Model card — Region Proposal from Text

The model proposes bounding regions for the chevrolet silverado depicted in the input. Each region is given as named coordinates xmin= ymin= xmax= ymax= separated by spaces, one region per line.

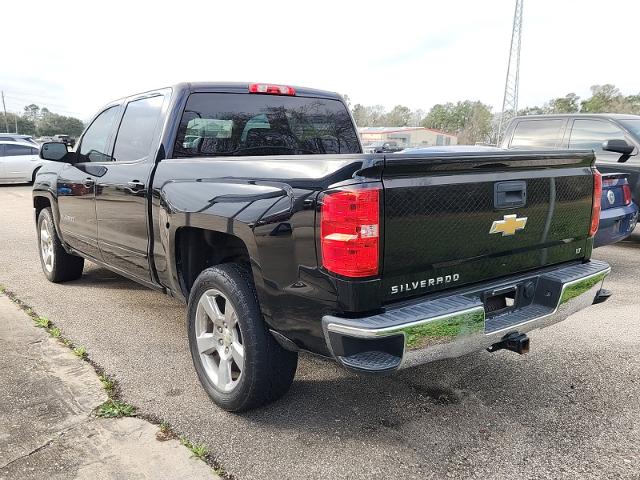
xmin=34 ymin=82 xmax=610 ymax=411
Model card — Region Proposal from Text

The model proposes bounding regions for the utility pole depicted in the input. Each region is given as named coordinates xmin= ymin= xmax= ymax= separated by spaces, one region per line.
xmin=497 ymin=0 xmax=524 ymax=144
xmin=1 ymin=91 xmax=9 ymax=133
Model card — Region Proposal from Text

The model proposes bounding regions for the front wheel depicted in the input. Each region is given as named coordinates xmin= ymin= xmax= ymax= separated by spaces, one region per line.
xmin=37 ymin=207 xmax=84 ymax=282
xmin=187 ymin=263 xmax=298 ymax=412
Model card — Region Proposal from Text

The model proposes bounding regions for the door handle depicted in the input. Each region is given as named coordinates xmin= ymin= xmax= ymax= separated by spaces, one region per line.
xmin=494 ymin=180 xmax=527 ymax=209
xmin=127 ymin=180 xmax=145 ymax=191
xmin=83 ymin=177 xmax=95 ymax=187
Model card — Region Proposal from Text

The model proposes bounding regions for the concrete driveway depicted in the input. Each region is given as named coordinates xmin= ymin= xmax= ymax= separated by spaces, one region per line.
xmin=1 ymin=184 xmax=638 ymax=479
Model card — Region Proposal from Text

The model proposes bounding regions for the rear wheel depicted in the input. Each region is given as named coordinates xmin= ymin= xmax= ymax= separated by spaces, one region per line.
xmin=37 ymin=207 xmax=84 ymax=282
xmin=187 ymin=263 xmax=298 ymax=411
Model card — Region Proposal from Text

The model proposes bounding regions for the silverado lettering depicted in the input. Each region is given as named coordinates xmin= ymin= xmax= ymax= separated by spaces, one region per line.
xmin=390 ymin=274 xmax=461 ymax=295
xmin=33 ymin=82 xmax=611 ymax=412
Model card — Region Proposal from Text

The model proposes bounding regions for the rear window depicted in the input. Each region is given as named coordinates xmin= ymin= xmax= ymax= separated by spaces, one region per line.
xmin=173 ymin=93 xmax=360 ymax=157
xmin=510 ymin=119 xmax=565 ymax=149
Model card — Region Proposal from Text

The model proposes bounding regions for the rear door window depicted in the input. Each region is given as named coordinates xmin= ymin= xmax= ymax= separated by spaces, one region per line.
xmin=4 ymin=144 xmax=36 ymax=156
xmin=112 ymin=95 xmax=164 ymax=162
xmin=173 ymin=93 xmax=360 ymax=157
xmin=569 ymin=119 xmax=627 ymax=152
xmin=510 ymin=119 xmax=565 ymax=149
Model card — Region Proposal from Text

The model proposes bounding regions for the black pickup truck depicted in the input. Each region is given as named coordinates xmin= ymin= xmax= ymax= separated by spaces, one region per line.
xmin=34 ymin=82 xmax=611 ymax=411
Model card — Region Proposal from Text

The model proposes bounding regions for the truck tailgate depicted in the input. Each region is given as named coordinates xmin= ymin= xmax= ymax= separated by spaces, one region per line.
xmin=381 ymin=150 xmax=596 ymax=301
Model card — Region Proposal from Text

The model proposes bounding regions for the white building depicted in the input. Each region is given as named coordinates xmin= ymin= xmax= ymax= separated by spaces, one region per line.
xmin=359 ymin=127 xmax=458 ymax=149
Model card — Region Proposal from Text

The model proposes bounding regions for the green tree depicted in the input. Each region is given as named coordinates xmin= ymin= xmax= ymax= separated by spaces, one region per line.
xmin=518 ymin=105 xmax=548 ymax=115
xmin=37 ymin=112 xmax=85 ymax=137
xmin=23 ymin=104 xmax=41 ymax=122
xmin=548 ymin=93 xmax=580 ymax=113
xmin=422 ymin=100 xmax=493 ymax=144
xmin=382 ymin=105 xmax=412 ymax=127
xmin=1 ymin=112 xmax=37 ymax=135
xmin=581 ymin=84 xmax=623 ymax=112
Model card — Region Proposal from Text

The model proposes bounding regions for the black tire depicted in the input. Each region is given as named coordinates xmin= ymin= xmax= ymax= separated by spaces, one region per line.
xmin=37 ymin=207 xmax=84 ymax=283
xmin=187 ymin=263 xmax=298 ymax=412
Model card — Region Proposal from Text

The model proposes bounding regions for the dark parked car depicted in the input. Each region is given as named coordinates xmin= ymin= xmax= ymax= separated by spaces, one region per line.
xmin=53 ymin=134 xmax=76 ymax=148
xmin=362 ymin=141 xmax=403 ymax=153
xmin=500 ymin=114 xmax=640 ymax=205
xmin=595 ymin=173 xmax=638 ymax=247
xmin=34 ymin=82 xmax=610 ymax=411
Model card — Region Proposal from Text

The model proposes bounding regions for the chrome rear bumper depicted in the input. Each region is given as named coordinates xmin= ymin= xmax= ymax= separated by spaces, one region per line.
xmin=322 ymin=260 xmax=611 ymax=372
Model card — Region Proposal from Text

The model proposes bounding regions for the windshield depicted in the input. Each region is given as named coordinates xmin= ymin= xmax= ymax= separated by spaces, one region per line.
xmin=619 ymin=119 xmax=640 ymax=140
xmin=174 ymin=93 xmax=360 ymax=157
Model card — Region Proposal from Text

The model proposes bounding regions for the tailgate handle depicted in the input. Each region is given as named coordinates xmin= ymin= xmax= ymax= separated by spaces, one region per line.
xmin=494 ymin=181 xmax=526 ymax=209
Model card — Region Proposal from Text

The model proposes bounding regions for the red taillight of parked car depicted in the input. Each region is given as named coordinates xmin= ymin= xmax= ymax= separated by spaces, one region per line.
xmin=622 ymin=183 xmax=632 ymax=205
xmin=589 ymin=169 xmax=603 ymax=237
xmin=320 ymin=187 xmax=380 ymax=278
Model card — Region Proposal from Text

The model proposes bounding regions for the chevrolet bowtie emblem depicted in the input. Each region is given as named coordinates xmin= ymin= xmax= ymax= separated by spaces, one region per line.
xmin=489 ymin=214 xmax=528 ymax=236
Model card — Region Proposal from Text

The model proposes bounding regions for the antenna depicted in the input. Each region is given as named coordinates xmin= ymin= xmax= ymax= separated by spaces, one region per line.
xmin=497 ymin=0 xmax=524 ymax=143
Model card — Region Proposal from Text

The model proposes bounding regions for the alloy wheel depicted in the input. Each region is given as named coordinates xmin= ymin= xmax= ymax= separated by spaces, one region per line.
xmin=195 ymin=289 xmax=244 ymax=392
xmin=40 ymin=217 xmax=54 ymax=273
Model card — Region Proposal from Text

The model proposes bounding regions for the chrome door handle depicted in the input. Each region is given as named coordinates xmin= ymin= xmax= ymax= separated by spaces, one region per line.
xmin=83 ymin=177 xmax=95 ymax=187
xmin=127 ymin=180 xmax=145 ymax=190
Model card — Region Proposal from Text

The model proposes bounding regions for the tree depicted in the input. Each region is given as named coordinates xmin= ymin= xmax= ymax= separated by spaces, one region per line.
xmin=23 ymin=104 xmax=40 ymax=122
xmin=382 ymin=105 xmax=412 ymax=127
xmin=422 ymin=100 xmax=493 ymax=144
xmin=548 ymin=93 xmax=580 ymax=113
xmin=37 ymin=112 xmax=85 ymax=137
xmin=0 ymin=112 xmax=36 ymax=135
xmin=581 ymin=84 xmax=623 ymax=112
xmin=518 ymin=105 xmax=548 ymax=115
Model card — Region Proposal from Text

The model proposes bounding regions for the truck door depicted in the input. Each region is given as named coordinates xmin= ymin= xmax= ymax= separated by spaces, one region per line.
xmin=95 ymin=93 xmax=167 ymax=282
xmin=57 ymin=105 xmax=120 ymax=259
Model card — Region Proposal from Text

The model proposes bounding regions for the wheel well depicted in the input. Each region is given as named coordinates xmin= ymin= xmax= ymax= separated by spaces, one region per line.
xmin=34 ymin=196 xmax=51 ymax=219
xmin=176 ymin=227 xmax=251 ymax=295
xmin=31 ymin=166 xmax=41 ymax=183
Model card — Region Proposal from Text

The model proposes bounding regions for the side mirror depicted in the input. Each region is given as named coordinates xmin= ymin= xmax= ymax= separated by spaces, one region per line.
xmin=602 ymin=139 xmax=634 ymax=156
xmin=40 ymin=142 xmax=69 ymax=161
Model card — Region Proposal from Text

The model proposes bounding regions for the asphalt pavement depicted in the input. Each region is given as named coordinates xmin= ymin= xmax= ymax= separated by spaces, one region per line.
xmin=1 ymin=184 xmax=638 ymax=479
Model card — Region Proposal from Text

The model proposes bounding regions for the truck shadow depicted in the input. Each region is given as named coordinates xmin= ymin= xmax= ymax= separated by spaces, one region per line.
xmin=242 ymin=348 xmax=576 ymax=439
xmin=67 ymin=265 xmax=148 ymax=291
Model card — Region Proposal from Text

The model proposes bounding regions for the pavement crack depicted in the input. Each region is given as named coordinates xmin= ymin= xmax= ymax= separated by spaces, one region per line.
xmin=0 ymin=421 xmax=87 ymax=471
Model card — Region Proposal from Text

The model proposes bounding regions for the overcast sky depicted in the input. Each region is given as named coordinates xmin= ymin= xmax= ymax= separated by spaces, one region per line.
xmin=2 ymin=0 xmax=638 ymax=120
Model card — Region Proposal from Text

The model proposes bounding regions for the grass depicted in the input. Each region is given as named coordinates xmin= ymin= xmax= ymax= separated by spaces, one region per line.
xmin=96 ymin=399 xmax=136 ymax=418
xmin=73 ymin=346 xmax=87 ymax=359
xmin=180 ymin=437 xmax=209 ymax=460
xmin=99 ymin=374 xmax=116 ymax=396
xmin=34 ymin=316 xmax=50 ymax=328
xmin=49 ymin=326 xmax=62 ymax=338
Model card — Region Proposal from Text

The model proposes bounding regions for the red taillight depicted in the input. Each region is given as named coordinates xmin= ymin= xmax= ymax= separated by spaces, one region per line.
xmin=320 ymin=187 xmax=380 ymax=278
xmin=248 ymin=83 xmax=296 ymax=96
xmin=589 ymin=169 xmax=603 ymax=237
xmin=622 ymin=183 xmax=632 ymax=205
